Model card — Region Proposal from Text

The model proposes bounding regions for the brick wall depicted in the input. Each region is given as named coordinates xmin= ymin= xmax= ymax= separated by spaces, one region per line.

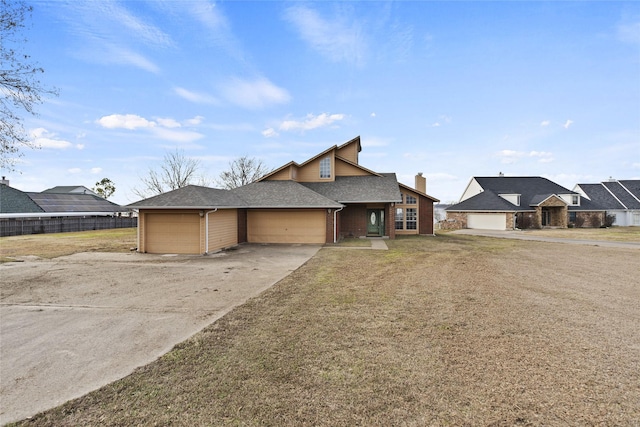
xmin=442 ymin=212 xmax=467 ymax=230
xmin=339 ymin=205 xmax=367 ymax=238
xmin=419 ymin=197 xmax=434 ymax=235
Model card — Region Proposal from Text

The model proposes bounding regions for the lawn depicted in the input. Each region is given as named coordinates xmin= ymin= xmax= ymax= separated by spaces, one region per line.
xmin=517 ymin=226 xmax=640 ymax=242
xmin=0 ymin=228 xmax=137 ymax=262
xmin=9 ymin=233 xmax=639 ymax=426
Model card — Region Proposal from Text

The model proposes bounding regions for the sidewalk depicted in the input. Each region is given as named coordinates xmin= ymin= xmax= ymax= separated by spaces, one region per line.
xmin=325 ymin=238 xmax=389 ymax=250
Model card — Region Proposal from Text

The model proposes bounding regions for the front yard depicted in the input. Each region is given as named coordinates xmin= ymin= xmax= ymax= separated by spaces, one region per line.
xmin=10 ymin=232 xmax=639 ymax=426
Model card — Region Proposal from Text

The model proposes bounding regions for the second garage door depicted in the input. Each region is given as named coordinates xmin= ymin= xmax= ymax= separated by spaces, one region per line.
xmin=248 ymin=210 xmax=326 ymax=243
xmin=467 ymin=213 xmax=507 ymax=230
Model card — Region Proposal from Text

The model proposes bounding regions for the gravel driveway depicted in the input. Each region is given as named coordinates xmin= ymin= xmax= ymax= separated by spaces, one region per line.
xmin=0 ymin=244 xmax=320 ymax=425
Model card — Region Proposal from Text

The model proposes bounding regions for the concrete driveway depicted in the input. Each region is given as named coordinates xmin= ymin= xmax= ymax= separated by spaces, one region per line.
xmin=0 ymin=244 xmax=320 ymax=425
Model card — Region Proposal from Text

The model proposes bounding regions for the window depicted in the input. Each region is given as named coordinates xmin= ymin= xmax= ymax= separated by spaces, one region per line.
xmin=569 ymin=212 xmax=576 ymax=223
xmin=320 ymin=157 xmax=331 ymax=178
xmin=406 ymin=208 xmax=417 ymax=230
xmin=395 ymin=208 xmax=404 ymax=230
xmin=572 ymin=195 xmax=579 ymax=205
xmin=405 ymin=195 xmax=417 ymax=204
xmin=398 ymin=194 xmax=403 ymax=204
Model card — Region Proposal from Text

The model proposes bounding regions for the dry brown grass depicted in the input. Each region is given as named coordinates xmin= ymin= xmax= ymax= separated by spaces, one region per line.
xmin=10 ymin=234 xmax=640 ymax=426
xmin=518 ymin=226 xmax=640 ymax=242
xmin=0 ymin=228 xmax=137 ymax=262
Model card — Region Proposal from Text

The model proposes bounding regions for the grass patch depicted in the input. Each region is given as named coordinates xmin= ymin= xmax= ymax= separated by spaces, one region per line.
xmin=0 ymin=228 xmax=137 ymax=262
xmin=519 ymin=226 xmax=640 ymax=242
xmin=8 ymin=234 xmax=640 ymax=425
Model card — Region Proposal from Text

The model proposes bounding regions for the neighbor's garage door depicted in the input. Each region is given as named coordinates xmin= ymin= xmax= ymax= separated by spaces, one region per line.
xmin=467 ymin=213 xmax=506 ymax=230
xmin=145 ymin=213 xmax=200 ymax=254
xmin=248 ymin=209 xmax=326 ymax=243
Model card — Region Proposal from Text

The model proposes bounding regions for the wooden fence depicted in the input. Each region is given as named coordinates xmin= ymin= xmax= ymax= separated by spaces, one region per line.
xmin=1 ymin=216 xmax=137 ymax=237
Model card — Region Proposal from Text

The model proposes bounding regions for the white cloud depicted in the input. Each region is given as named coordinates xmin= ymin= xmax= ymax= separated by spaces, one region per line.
xmin=185 ymin=116 xmax=205 ymax=126
xmin=540 ymin=120 xmax=550 ymax=127
xmin=76 ymin=144 xmax=85 ymax=150
xmin=68 ymin=168 xmax=82 ymax=174
xmin=97 ymin=114 xmax=156 ymax=130
xmin=262 ymin=128 xmax=279 ymax=138
xmin=30 ymin=128 xmax=73 ymax=149
xmin=279 ymin=113 xmax=345 ymax=132
xmin=156 ymin=118 xmax=181 ymax=128
xmin=497 ymin=149 xmax=554 ymax=164
xmin=432 ymin=115 xmax=452 ymax=127
xmin=220 ymin=77 xmax=291 ymax=109
xmin=90 ymin=167 xmax=103 ymax=174
xmin=370 ymin=112 xmax=376 ymax=118
xmin=151 ymin=128 xmax=204 ymax=143
xmin=563 ymin=119 xmax=574 ymax=129
xmin=174 ymin=87 xmax=219 ymax=105
xmin=283 ymin=5 xmax=367 ymax=66
xmin=97 ymin=113 xmax=204 ymax=142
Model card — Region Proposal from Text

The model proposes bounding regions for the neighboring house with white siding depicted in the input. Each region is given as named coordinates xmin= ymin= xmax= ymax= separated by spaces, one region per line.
xmin=574 ymin=179 xmax=640 ymax=226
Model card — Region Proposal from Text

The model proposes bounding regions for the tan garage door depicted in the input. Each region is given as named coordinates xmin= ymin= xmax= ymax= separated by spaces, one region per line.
xmin=207 ymin=209 xmax=237 ymax=252
xmin=248 ymin=210 xmax=326 ymax=243
xmin=145 ymin=213 xmax=200 ymax=254
xmin=467 ymin=213 xmax=506 ymax=230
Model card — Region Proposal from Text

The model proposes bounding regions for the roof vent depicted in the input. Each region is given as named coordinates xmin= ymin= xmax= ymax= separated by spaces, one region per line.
xmin=1 ymin=176 xmax=8 ymax=186
xmin=498 ymin=172 xmax=504 ymax=177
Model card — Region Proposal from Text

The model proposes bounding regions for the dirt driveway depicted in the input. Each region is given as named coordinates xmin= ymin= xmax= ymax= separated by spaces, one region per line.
xmin=0 ymin=244 xmax=320 ymax=425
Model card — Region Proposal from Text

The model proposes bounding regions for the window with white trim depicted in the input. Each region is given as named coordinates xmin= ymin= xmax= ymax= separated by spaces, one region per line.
xmin=320 ymin=157 xmax=331 ymax=179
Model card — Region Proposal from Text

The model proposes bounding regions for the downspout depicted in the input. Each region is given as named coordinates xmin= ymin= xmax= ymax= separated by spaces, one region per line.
xmin=204 ymin=209 xmax=218 ymax=254
xmin=333 ymin=206 xmax=345 ymax=243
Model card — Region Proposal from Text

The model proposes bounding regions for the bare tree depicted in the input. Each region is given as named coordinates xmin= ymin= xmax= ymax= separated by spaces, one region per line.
xmin=1 ymin=0 xmax=57 ymax=171
xmin=133 ymin=149 xmax=206 ymax=198
xmin=217 ymin=156 xmax=270 ymax=189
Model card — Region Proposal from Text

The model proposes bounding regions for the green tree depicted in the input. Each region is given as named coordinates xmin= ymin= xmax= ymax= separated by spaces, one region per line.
xmin=93 ymin=178 xmax=116 ymax=199
xmin=1 ymin=0 xmax=58 ymax=171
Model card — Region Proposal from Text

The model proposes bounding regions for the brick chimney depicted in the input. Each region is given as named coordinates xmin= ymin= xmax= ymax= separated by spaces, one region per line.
xmin=415 ymin=173 xmax=426 ymax=194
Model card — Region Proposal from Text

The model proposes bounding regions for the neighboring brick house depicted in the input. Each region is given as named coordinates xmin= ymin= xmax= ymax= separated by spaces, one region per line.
xmin=444 ymin=176 xmax=605 ymax=230
xmin=574 ymin=179 xmax=640 ymax=226
xmin=129 ymin=136 xmax=440 ymax=254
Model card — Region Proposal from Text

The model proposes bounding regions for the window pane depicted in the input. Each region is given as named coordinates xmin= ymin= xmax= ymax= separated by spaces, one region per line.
xmin=320 ymin=157 xmax=331 ymax=178
xmin=406 ymin=208 xmax=417 ymax=230
xmin=406 ymin=195 xmax=416 ymax=204
xmin=395 ymin=208 xmax=404 ymax=229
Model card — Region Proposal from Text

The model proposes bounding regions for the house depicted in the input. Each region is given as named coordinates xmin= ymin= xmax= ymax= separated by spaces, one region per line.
xmin=444 ymin=176 xmax=605 ymax=230
xmin=128 ymin=136 xmax=440 ymax=254
xmin=0 ymin=178 xmax=133 ymax=236
xmin=574 ymin=179 xmax=640 ymax=226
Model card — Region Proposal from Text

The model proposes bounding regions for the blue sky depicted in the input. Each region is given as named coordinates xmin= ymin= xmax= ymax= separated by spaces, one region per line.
xmin=5 ymin=0 xmax=640 ymax=204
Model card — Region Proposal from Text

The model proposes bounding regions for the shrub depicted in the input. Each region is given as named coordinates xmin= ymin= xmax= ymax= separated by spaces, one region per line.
xmin=604 ymin=214 xmax=616 ymax=227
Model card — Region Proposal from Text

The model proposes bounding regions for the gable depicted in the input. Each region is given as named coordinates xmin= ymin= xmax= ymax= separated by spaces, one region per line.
xmin=336 ymin=136 xmax=361 ymax=164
